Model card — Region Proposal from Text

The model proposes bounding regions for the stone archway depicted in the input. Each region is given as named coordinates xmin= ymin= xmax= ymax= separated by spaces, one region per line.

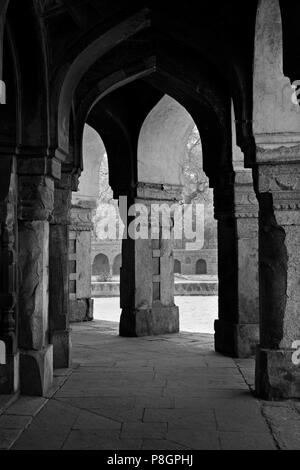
xmin=112 ymin=254 xmax=122 ymax=276
xmin=196 ymin=259 xmax=207 ymax=274
xmin=92 ymin=253 xmax=110 ymax=276
xmin=174 ymin=259 xmax=181 ymax=274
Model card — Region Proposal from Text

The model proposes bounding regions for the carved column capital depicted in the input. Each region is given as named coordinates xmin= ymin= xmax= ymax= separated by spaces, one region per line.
xmin=18 ymin=175 xmax=54 ymax=221
xmin=234 ymin=169 xmax=258 ymax=219
xmin=70 ymin=204 xmax=94 ymax=232
xmin=258 ymin=163 xmax=300 ymax=224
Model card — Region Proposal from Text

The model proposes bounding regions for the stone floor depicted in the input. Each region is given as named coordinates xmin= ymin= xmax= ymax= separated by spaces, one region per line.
xmin=1 ymin=319 xmax=300 ymax=450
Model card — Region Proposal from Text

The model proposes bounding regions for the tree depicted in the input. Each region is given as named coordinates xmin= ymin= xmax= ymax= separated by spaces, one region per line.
xmin=181 ymin=125 xmax=210 ymax=204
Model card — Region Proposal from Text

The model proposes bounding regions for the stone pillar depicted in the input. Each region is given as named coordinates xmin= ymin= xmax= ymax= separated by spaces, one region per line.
xmin=69 ymin=202 xmax=94 ymax=322
xmin=214 ymin=172 xmax=238 ymax=355
xmin=255 ymin=163 xmax=300 ymax=399
xmin=233 ymin=169 xmax=259 ymax=357
xmin=252 ymin=0 xmax=300 ymax=397
xmin=0 ymin=155 xmax=19 ymax=393
xmin=214 ymin=170 xmax=259 ymax=357
xmin=18 ymin=175 xmax=53 ymax=396
xmin=119 ymin=183 xmax=180 ymax=337
xmin=49 ymin=174 xmax=72 ymax=368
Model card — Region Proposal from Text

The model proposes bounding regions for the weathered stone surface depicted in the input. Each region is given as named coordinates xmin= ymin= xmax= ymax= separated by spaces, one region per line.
xmin=120 ymin=305 xmax=179 ymax=337
xmin=49 ymin=224 xmax=69 ymax=332
xmin=50 ymin=330 xmax=71 ymax=369
xmin=120 ymin=185 xmax=181 ymax=337
xmin=20 ymin=345 xmax=53 ymax=396
xmin=254 ymin=162 xmax=300 ymax=398
xmin=92 ymin=279 xmax=218 ymax=297
xmin=69 ymin=204 xmax=94 ymax=323
xmin=18 ymin=221 xmax=49 ymax=350
xmin=236 ymin=324 xmax=259 ymax=358
xmin=138 ymin=96 xmax=194 ymax=186
xmin=18 ymin=176 xmax=54 ymax=221
xmin=262 ymin=402 xmax=300 ymax=450
xmin=253 ymin=0 xmax=300 ymax=141
xmin=215 ymin=320 xmax=259 ymax=358
xmin=0 ymin=156 xmax=19 ymax=393
xmin=69 ymin=299 xmax=93 ymax=322
xmin=255 ymin=348 xmax=300 ymax=400
xmin=48 ymin=182 xmax=72 ymax=368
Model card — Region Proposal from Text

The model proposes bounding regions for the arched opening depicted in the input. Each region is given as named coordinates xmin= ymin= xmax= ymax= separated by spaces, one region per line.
xmin=92 ymin=254 xmax=110 ymax=277
xmin=112 ymin=254 xmax=122 ymax=276
xmin=174 ymin=259 xmax=181 ymax=274
xmin=69 ymin=123 xmax=122 ymax=322
xmin=196 ymin=259 xmax=207 ymax=275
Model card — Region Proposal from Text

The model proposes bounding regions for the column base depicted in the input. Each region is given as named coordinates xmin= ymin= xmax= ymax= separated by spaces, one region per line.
xmin=120 ymin=305 xmax=179 ymax=337
xmin=0 ymin=352 xmax=19 ymax=394
xmin=20 ymin=345 xmax=53 ymax=396
xmin=50 ymin=330 xmax=72 ymax=369
xmin=255 ymin=347 xmax=300 ymax=400
xmin=214 ymin=319 xmax=259 ymax=358
xmin=69 ymin=298 xmax=94 ymax=323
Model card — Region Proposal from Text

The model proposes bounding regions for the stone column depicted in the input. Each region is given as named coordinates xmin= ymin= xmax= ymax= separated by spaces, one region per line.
xmin=18 ymin=175 xmax=54 ymax=396
xmin=0 ymin=155 xmax=19 ymax=393
xmin=233 ymin=169 xmax=259 ymax=357
xmin=214 ymin=172 xmax=238 ymax=355
xmin=255 ymin=163 xmax=300 ymax=399
xmin=252 ymin=0 xmax=300 ymax=397
xmin=214 ymin=170 xmax=259 ymax=357
xmin=119 ymin=183 xmax=180 ymax=337
xmin=69 ymin=202 xmax=94 ymax=322
xmin=49 ymin=174 xmax=72 ymax=368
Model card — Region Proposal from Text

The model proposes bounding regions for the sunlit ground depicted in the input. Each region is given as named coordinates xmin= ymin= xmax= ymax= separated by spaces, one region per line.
xmin=93 ymin=296 xmax=218 ymax=334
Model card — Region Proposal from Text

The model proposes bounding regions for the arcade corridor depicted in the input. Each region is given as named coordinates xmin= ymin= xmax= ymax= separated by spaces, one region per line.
xmin=1 ymin=0 xmax=300 ymax=452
